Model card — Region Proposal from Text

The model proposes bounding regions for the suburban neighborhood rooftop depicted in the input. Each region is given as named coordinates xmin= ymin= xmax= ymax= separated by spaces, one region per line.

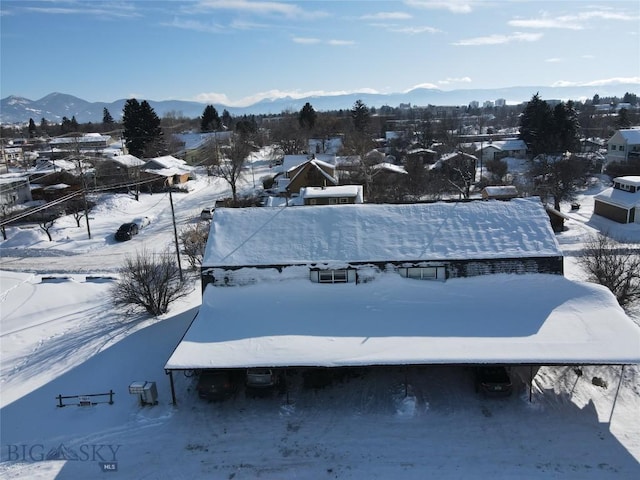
xmin=202 ymin=197 xmax=562 ymax=267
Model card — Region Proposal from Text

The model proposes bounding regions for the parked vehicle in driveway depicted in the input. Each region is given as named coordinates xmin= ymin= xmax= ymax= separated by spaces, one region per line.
xmin=196 ymin=370 xmax=238 ymax=401
xmin=474 ymin=366 xmax=513 ymax=396
xmin=114 ymin=222 xmax=139 ymax=241
xmin=245 ymin=368 xmax=278 ymax=397
xmin=132 ymin=216 xmax=151 ymax=229
xmin=200 ymin=207 xmax=215 ymax=221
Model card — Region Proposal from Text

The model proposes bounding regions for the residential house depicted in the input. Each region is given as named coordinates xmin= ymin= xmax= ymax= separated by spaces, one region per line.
xmin=405 ymin=147 xmax=437 ymax=166
xmin=274 ymin=156 xmax=338 ymax=196
xmin=1 ymin=146 xmax=24 ymax=167
xmin=476 ymin=139 xmax=528 ymax=163
xmin=200 ymin=197 xmax=563 ymax=289
xmin=593 ymin=176 xmax=640 ymax=223
xmin=605 ymin=128 xmax=640 ymax=164
xmin=0 ymin=174 xmax=32 ymax=206
xmin=48 ymin=133 xmax=112 ymax=155
xmin=481 ymin=185 xmax=518 ymax=200
xmin=94 ymin=154 xmax=145 ymax=187
xmin=299 ymin=185 xmax=364 ymax=205
xmin=162 ymin=197 xmax=639 ymax=403
xmin=142 ymin=155 xmax=193 ymax=189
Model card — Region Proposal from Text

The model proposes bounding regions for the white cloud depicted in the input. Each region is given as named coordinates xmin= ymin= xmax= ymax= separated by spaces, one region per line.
xmin=438 ymin=77 xmax=472 ymax=85
xmin=328 ymin=39 xmax=356 ymax=46
xmin=508 ymin=18 xmax=583 ymax=30
xmin=545 ymin=58 xmax=563 ymax=63
xmin=361 ymin=12 xmax=412 ymax=20
xmin=386 ymin=25 xmax=440 ymax=34
xmin=163 ymin=18 xmax=225 ymax=33
xmin=404 ymin=83 xmax=440 ymax=92
xmin=405 ymin=0 xmax=475 ymax=14
xmin=454 ymin=32 xmax=543 ymax=46
xmin=291 ymin=37 xmax=355 ymax=47
xmin=195 ymin=88 xmax=381 ymax=107
xmin=551 ymin=77 xmax=640 ymax=88
xmin=24 ymin=2 xmax=140 ymax=18
xmin=292 ymin=37 xmax=321 ymax=44
xmin=193 ymin=0 xmax=328 ymax=20
xmin=508 ymin=9 xmax=639 ymax=30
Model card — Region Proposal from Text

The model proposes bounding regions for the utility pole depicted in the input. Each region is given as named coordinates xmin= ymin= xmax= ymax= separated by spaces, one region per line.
xmin=167 ymin=184 xmax=183 ymax=281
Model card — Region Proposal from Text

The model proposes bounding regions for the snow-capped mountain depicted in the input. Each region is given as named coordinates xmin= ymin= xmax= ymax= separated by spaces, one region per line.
xmin=1 ymin=83 xmax=637 ymax=124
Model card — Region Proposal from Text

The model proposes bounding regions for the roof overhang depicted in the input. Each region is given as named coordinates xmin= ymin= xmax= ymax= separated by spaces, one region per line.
xmin=165 ymin=274 xmax=640 ymax=370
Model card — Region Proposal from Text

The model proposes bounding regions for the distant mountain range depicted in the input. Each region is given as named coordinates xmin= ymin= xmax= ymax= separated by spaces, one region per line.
xmin=1 ymin=84 xmax=637 ymax=125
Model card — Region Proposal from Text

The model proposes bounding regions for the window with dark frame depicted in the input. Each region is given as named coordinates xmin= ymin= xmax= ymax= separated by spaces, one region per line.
xmin=318 ymin=269 xmax=349 ymax=283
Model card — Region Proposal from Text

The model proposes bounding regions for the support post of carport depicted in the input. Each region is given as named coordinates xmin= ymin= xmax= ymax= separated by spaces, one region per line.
xmin=529 ymin=366 xmax=534 ymax=403
xmin=166 ymin=370 xmax=177 ymax=406
xmin=609 ymin=364 xmax=626 ymax=423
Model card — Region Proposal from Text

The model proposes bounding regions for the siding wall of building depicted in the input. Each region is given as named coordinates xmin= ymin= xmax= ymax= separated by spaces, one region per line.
xmin=594 ymin=200 xmax=630 ymax=223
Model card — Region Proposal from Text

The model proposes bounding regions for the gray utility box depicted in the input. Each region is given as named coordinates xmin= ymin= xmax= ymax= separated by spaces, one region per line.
xmin=128 ymin=381 xmax=158 ymax=406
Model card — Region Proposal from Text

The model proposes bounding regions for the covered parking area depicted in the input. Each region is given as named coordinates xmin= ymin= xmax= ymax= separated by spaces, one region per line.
xmin=164 ymin=274 xmax=640 ymax=406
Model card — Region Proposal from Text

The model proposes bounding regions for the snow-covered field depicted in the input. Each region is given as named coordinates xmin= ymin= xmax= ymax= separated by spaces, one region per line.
xmin=1 ymin=162 xmax=639 ymax=479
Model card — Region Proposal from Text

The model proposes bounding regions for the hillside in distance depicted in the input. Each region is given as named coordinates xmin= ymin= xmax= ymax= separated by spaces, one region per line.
xmin=1 ymin=83 xmax=638 ymax=125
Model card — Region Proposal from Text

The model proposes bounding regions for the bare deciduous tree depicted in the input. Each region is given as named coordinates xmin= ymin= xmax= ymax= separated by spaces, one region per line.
xmin=36 ymin=211 xmax=58 ymax=241
xmin=577 ymin=233 xmax=640 ymax=311
xmin=180 ymin=223 xmax=209 ymax=269
xmin=112 ymin=248 xmax=192 ymax=316
xmin=212 ymin=133 xmax=257 ymax=204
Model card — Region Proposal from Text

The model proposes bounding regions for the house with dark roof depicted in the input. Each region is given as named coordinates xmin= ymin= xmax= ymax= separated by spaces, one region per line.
xmin=274 ymin=156 xmax=338 ymax=196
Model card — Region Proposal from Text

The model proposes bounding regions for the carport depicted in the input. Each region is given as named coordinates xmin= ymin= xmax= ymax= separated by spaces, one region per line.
xmin=164 ymin=274 xmax=640 ymax=405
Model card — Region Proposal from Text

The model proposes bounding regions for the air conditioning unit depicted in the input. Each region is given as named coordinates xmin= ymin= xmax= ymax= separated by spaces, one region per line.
xmin=128 ymin=381 xmax=158 ymax=406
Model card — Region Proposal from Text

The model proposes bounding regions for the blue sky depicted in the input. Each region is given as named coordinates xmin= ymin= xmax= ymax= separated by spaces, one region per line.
xmin=1 ymin=0 xmax=639 ymax=106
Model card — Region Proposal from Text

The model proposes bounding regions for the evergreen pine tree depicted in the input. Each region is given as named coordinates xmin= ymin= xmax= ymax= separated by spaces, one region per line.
xmin=122 ymin=99 xmax=165 ymax=157
xmin=351 ymin=99 xmax=370 ymax=133
xmin=222 ymin=109 xmax=232 ymax=129
xmin=519 ymin=93 xmax=553 ymax=156
xmin=103 ymin=108 xmax=114 ymax=125
xmin=200 ymin=105 xmax=221 ymax=132
xmin=28 ymin=118 xmax=37 ymax=138
xmin=298 ymin=102 xmax=317 ymax=130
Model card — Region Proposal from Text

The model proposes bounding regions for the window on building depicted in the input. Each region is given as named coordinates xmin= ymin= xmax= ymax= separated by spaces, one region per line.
xmin=339 ymin=197 xmax=349 ymax=204
xmin=329 ymin=198 xmax=338 ymax=204
xmin=399 ymin=266 xmax=445 ymax=281
xmin=406 ymin=267 xmax=439 ymax=280
xmin=318 ymin=269 xmax=349 ymax=283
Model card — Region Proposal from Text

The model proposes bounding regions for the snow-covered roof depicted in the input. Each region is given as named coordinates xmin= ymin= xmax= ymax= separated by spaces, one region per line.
xmin=615 ymin=176 xmax=640 ymax=187
xmin=107 ymin=154 xmax=144 ymax=168
xmin=144 ymin=155 xmax=188 ymax=169
xmin=49 ymin=134 xmax=111 ymax=145
xmin=482 ymin=185 xmax=518 ymax=197
xmin=595 ymin=184 xmax=640 ymax=208
xmin=287 ymin=159 xmax=338 ymax=188
xmin=34 ymin=159 xmax=77 ymax=172
xmin=164 ymin=273 xmax=640 ymax=370
xmin=300 ymin=185 xmax=363 ymax=199
xmin=439 ymin=151 xmax=478 ymax=162
xmin=615 ymin=128 xmax=640 ymax=145
xmin=203 ymin=198 xmax=562 ymax=267
xmin=287 ymin=158 xmax=335 ymax=173
xmin=280 ymin=154 xmax=336 ymax=173
xmin=372 ymin=162 xmax=408 ymax=175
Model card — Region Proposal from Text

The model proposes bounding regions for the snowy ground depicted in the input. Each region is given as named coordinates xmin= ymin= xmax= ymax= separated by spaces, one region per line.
xmin=1 ymin=160 xmax=639 ymax=479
